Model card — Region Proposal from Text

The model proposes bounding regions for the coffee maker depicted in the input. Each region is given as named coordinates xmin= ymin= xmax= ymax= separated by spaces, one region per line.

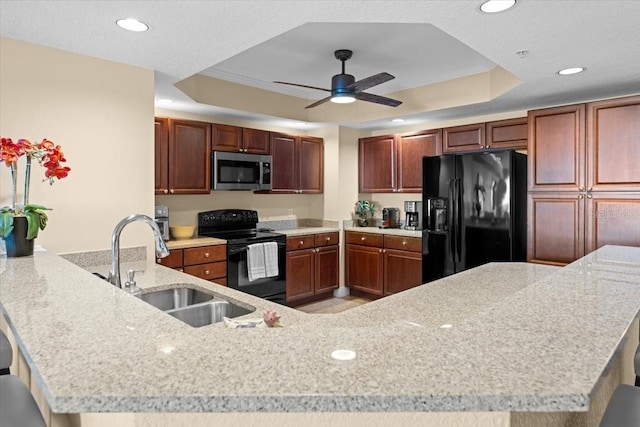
xmin=404 ymin=201 xmax=422 ymax=230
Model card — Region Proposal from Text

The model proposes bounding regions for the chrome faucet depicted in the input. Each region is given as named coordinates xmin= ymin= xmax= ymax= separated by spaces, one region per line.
xmin=107 ymin=214 xmax=170 ymax=288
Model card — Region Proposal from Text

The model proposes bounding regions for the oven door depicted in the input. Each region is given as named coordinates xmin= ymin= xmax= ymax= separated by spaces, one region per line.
xmin=226 ymin=239 xmax=286 ymax=304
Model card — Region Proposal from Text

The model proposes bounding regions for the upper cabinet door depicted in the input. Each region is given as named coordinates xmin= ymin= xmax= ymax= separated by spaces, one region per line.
xmin=297 ymin=136 xmax=324 ymax=193
xmin=397 ymin=130 xmax=442 ymax=193
xmin=359 ymin=135 xmax=396 ymax=192
xmin=169 ymin=119 xmax=211 ymax=194
xmin=485 ymin=118 xmax=528 ymax=150
xmin=242 ymin=128 xmax=270 ymax=154
xmin=270 ymin=133 xmax=297 ymax=193
xmin=528 ymin=104 xmax=586 ymax=192
xmin=443 ymin=123 xmax=485 ymax=153
xmin=154 ymin=117 xmax=170 ymax=195
xmin=212 ymin=124 xmax=242 ymax=152
xmin=586 ymin=95 xmax=640 ymax=192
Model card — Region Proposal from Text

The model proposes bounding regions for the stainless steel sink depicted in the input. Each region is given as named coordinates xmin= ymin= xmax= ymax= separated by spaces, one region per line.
xmin=167 ymin=300 xmax=254 ymax=328
xmin=141 ymin=286 xmax=214 ymax=311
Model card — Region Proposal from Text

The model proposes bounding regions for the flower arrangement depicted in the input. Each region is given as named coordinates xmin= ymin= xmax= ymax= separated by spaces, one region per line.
xmin=0 ymin=137 xmax=70 ymax=240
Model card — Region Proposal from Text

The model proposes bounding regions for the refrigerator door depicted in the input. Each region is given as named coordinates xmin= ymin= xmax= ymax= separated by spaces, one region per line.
xmin=422 ymin=155 xmax=455 ymax=283
xmin=457 ymin=150 xmax=514 ymax=270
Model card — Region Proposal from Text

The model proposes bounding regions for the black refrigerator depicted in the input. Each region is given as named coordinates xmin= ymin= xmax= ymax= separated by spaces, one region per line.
xmin=421 ymin=149 xmax=527 ymax=283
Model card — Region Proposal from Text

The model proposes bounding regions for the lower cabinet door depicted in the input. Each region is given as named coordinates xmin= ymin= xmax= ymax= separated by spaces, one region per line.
xmin=346 ymin=244 xmax=384 ymax=296
xmin=315 ymin=245 xmax=339 ymax=294
xmin=586 ymin=193 xmax=640 ymax=253
xmin=383 ymin=249 xmax=422 ymax=295
xmin=286 ymin=249 xmax=315 ymax=303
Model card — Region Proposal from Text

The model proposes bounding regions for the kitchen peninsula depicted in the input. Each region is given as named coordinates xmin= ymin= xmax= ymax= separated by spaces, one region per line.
xmin=1 ymin=245 xmax=639 ymax=427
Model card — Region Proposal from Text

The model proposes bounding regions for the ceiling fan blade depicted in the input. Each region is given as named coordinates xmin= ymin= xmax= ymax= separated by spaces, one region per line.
xmin=346 ymin=72 xmax=395 ymax=93
xmin=354 ymin=92 xmax=402 ymax=107
xmin=305 ymin=96 xmax=333 ymax=109
xmin=273 ymin=81 xmax=331 ymax=92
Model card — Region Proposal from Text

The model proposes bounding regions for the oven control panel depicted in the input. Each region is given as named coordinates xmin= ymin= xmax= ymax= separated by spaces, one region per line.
xmin=198 ymin=209 xmax=259 ymax=227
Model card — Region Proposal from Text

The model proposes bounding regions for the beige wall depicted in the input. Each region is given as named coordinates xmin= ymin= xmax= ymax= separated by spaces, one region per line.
xmin=0 ymin=38 xmax=155 ymax=254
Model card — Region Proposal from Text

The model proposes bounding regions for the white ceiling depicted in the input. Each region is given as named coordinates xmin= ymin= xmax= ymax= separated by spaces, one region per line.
xmin=1 ymin=1 xmax=639 ymax=131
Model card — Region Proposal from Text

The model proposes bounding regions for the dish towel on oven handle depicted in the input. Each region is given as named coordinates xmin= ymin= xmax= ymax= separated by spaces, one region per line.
xmin=247 ymin=242 xmax=279 ymax=282
xmin=263 ymin=242 xmax=279 ymax=278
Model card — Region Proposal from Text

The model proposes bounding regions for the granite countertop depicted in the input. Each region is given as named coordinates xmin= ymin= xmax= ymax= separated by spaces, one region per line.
xmin=165 ymin=237 xmax=226 ymax=250
xmin=343 ymin=226 xmax=423 ymax=237
xmin=278 ymin=227 xmax=340 ymax=236
xmin=1 ymin=246 xmax=639 ymax=414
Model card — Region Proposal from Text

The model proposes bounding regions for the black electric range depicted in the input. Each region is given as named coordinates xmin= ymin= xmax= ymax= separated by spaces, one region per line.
xmin=197 ymin=209 xmax=286 ymax=304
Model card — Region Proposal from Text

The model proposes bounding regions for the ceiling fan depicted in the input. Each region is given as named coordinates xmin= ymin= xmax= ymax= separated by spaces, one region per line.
xmin=274 ymin=49 xmax=402 ymax=109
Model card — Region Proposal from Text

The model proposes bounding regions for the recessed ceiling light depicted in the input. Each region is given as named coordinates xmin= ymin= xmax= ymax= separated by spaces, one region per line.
xmin=479 ymin=0 xmax=516 ymax=13
xmin=557 ymin=67 xmax=586 ymax=75
xmin=392 ymin=118 xmax=405 ymax=123
xmin=155 ymin=98 xmax=174 ymax=105
xmin=116 ymin=18 xmax=149 ymax=32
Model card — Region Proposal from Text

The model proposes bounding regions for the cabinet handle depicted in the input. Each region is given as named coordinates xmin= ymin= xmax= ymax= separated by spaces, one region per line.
xmin=579 ymin=194 xmax=584 ymax=199
xmin=204 ymin=252 xmax=210 ymax=257
xmin=163 ymin=189 xmax=168 ymax=194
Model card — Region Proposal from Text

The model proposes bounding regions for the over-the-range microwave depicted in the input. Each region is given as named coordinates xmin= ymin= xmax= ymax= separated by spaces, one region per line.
xmin=211 ymin=151 xmax=272 ymax=191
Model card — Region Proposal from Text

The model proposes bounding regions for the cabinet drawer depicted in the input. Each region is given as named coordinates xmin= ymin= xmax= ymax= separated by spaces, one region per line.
xmin=183 ymin=261 xmax=226 ymax=280
xmin=157 ymin=249 xmax=183 ymax=268
xmin=287 ymin=235 xmax=315 ymax=251
xmin=314 ymin=232 xmax=339 ymax=247
xmin=345 ymin=231 xmax=383 ymax=247
xmin=384 ymin=235 xmax=422 ymax=252
xmin=183 ymin=245 xmax=226 ymax=266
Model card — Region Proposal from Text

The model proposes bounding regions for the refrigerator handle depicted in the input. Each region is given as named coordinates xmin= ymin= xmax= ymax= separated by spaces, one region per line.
xmin=448 ymin=178 xmax=456 ymax=262
xmin=456 ymin=178 xmax=463 ymax=263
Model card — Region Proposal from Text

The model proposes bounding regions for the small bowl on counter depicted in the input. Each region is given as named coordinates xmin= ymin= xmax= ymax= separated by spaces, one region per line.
xmin=169 ymin=225 xmax=196 ymax=240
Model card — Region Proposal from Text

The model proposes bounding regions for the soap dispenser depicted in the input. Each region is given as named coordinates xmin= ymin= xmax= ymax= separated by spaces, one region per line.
xmin=123 ymin=269 xmax=143 ymax=298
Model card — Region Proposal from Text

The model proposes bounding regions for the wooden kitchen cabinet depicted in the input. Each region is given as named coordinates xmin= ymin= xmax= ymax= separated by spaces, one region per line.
xmin=212 ymin=124 xmax=270 ymax=154
xmin=345 ymin=231 xmax=422 ymax=297
xmin=155 ymin=118 xmax=211 ymax=195
xmin=286 ymin=232 xmax=339 ymax=304
xmin=359 ymin=130 xmax=441 ymax=193
xmin=270 ymin=133 xmax=323 ymax=194
xmin=157 ymin=244 xmax=227 ymax=285
xmin=443 ymin=123 xmax=485 ymax=153
xmin=485 ymin=117 xmax=528 ymax=150
xmin=527 ymin=95 xmax=640 ymax=265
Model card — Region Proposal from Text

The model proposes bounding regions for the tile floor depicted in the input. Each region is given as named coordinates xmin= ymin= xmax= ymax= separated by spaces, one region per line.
xmin=295 ymin=295 xmax=371 ymax=314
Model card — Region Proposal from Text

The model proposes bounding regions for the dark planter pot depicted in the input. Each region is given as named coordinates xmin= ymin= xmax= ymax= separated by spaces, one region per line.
xmin=357 ymin=218 xmax=369 ymax=227
xmin=3 ymin=216 xmax=34 ymax=257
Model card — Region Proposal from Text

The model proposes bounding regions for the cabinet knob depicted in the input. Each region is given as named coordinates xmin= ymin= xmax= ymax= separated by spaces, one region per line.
xmin=588 ymin=187 xmax=593 ymax=192
xmin=299 ymin=241 xmax=304 ymax=246
xmin=204 ymin=270 xmax=210 ymax=275
xmin=579 ymin=194 xmax=584 ymax=199
xmin=379 ymin=249 xmax=383 ymax=253
xmin=587 ymin=194 xmax=593 ymax=199
xmin=204 ymin=252 xmax=210 ymax=257
xmin=578 ymin=187 xmax=584 ymax=192
xmin=486 ymin=144 xmax=491 ymax=148
xmin=156 ymin=259 xmax=161 ymax=263
xmin=361 ymin=237 xmax=366 ymax=241
xmin=326 ymin=237 xmax=331 ymax=241
xmin=402 ymin=241 xmax=407 ymax=246
xmin=163 ymin=189 xmax=168 ymax=194
xmin=170 ymin=189 xmax=175 ymax=194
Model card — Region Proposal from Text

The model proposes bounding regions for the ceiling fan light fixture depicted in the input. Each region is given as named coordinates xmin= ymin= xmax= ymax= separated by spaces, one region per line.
xmin=479 ymin=0 xmax=516 ymax=13
xmin=330 ymin=93 xmax=356 ymax=104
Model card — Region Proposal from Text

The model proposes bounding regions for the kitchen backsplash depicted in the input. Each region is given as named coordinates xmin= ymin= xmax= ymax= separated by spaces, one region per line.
xmin=258 ymin=218 xmax=339 ymax=230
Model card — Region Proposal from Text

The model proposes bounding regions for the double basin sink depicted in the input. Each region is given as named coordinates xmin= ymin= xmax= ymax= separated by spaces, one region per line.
xmin=140 ymin=286 xmax=255 ymax=327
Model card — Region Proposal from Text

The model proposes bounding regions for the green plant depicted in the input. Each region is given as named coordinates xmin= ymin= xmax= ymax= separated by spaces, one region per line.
xmin=0 ymin=137 xmax=70 ymax=240
xmin=355 ymin=200 xmax=376 ymax=219
xmin=0 ymin=204 xmax=50 ymax=239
